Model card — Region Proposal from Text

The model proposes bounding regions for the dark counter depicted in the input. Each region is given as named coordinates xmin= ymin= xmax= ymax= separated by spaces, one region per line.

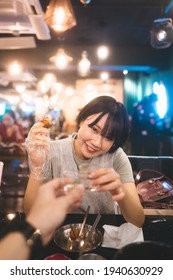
xmin=1 ymin=212 xmax=173 ymax=260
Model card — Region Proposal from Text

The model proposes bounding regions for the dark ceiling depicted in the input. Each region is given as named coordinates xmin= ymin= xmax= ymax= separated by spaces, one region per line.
xmin=1 ymin=0 xmax=173 ymax=80
xmin=40 ymin=0 xmax=172 ymax=47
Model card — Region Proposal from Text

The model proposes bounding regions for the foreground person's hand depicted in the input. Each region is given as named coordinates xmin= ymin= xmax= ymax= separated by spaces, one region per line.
xmin=26 ymin=178 xmax=84 ymax=245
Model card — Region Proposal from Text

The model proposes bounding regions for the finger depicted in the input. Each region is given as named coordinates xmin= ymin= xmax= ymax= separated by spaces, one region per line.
xmin=30 ymin=126 xmax=49 ymax=134
xmin=27 ymin=130 xmax=49 ymax=140
xmin=90 ymin=168 xmax=116 ymax=179
xmin=90 ymin=173 xmax=115 ymax=188
xmin=28 ymin=123 xmax=49 ymax=135
xmin=27 ymin=139 xmax=49 ymax=146
xmin=89 ymin=168 xmax=106 ymax=178
xmin=25 ymin=136 xmax=49 ymax=149
xmin=26 ymin=141 xmax=49 ymax=153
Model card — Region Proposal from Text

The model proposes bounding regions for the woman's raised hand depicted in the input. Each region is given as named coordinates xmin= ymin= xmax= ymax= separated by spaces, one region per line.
xmin=25 ymin=122 xmax=51 ymax=178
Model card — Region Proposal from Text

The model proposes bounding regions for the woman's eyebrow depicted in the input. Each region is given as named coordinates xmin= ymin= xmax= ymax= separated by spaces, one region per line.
xmin=89 ymin=122 xmax=101 ymax=130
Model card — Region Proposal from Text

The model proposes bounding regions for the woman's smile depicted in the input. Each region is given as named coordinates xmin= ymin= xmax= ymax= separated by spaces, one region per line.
xmin=85 ymin=142 xmax=100 ymax=153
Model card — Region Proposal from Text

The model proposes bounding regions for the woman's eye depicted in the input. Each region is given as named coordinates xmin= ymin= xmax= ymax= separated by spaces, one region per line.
xmin=104 ymin=137 xmax=111 ymax=141
xmin=91 ymin=126 xmax=98 ymax=133
xmin=104 ymin=135 xmax=113 ymax=142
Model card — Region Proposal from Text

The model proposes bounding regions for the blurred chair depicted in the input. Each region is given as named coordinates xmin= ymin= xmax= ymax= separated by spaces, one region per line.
xmin=128 ymin=155 xmax=173 ymax=180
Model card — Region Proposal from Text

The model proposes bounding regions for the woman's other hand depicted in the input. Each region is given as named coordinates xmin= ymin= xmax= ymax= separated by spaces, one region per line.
xmin=89 ymin=168 xmax=125 ymax=201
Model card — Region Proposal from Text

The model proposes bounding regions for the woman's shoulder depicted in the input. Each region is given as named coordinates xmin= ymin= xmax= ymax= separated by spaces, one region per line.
xmin=113 ymin=147 xmax=131 ymax=167
xmin=113 ymin=147 xmax=128 ymax=159
xmin=113 ymin=148 xmax=134 ymax=182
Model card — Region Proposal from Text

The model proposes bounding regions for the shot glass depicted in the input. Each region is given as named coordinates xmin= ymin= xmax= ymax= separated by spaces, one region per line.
xmin=62 ymin=170 xmax=81 ymax=192
xmin=79 ymin=163 xmax=98 ymax=191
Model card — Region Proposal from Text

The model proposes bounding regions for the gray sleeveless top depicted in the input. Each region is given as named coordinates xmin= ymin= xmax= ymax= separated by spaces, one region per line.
xmin=47 ymin=134 xmax=134 ymax=214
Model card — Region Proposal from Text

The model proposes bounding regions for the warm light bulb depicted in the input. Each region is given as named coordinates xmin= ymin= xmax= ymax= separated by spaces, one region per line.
xmin=8 ymin=61 xmax=22 ymax=75
xmin=50 ymin=48 xmax=73 ymax=70
xmin=14 ymin=83 xmax=26 ymax=94
xmin=55 ymin=54 xmax=68 ymax=69
xmin=97 ymin=45 xmax=109 ymax=60
xmin=45 ymin=0 xmax=77 ymax=33
xmin=52 ymin=7 xmax=67 ymax=31
xmin=100 ymin=72 xmax=109 ymax=81
xmin=78 ymin=51 xmax=91 ymax=77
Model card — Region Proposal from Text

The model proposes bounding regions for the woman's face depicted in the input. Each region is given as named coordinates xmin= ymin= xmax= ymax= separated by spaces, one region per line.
xmin=2 ymin=114 xmax=14 ymax=127
xmin=74 ymin=113 xmax=114 ymax=160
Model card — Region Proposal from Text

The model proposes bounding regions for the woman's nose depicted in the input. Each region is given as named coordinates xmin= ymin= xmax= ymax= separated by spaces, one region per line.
xmin=92 ymin=134 xmax=102 ymax=147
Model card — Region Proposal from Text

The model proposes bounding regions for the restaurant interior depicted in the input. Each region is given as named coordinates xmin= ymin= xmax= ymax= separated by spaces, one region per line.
xmin=0 ymin=0 xmax=173 ymax=260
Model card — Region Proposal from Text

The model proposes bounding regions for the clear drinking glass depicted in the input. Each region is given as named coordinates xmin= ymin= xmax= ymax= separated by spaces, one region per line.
xmin=63 ymin=164 xmax=98 ymax=192
xmin=79 ymin=163 xmax=97 ymax=191
xmin=62 ymin=170 xmax=81 ymax=192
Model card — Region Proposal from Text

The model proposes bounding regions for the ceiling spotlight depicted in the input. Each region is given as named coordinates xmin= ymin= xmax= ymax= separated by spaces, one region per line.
xmin=80 ymin=0 xmax=91 ymax=5
xmin=151 ymin=18 xmax=173 ymax=49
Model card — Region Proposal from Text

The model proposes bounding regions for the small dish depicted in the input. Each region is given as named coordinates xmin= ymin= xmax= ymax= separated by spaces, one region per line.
xmin=45 ymin=253 xmax=71 ymax=260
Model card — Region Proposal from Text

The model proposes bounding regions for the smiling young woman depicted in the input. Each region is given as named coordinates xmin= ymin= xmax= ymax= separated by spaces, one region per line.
xmin=24 ymin=96 xmax=144 ymax=228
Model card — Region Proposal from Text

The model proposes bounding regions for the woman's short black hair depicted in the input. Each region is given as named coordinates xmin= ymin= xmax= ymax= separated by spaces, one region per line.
xmin=76 ymin=95 xmax=129 ymax=153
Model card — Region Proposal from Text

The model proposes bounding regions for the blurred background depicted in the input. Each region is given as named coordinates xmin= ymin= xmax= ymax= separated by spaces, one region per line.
xmin=0 ymin=0 xmax=173 ymax=213
xmin=0 ymin=0 xmax=173 ymax=156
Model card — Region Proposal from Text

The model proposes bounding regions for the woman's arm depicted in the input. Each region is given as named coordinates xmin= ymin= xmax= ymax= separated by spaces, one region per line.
xmin=24 ymin=174 xmax=43 ymax=215
xmin=24 ymin=122 xmax=52 ymax=214
xmin=89 ymin=168 xmax=145 ymax=227
xmin=117 ymin=182 xmax=145 ymax=227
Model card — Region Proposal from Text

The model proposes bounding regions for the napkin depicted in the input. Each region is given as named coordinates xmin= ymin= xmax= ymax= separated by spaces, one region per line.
xmin=101 ymin=223 xmax=144 ymax=249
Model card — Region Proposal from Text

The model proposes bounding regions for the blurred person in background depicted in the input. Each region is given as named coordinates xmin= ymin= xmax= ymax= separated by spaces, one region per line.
xmin=0 ymin=109 xmax=25 ymax=154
